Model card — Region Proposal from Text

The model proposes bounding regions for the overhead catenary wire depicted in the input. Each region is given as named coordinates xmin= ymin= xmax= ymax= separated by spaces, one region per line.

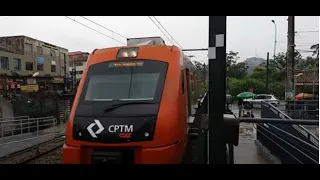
xmin=65 ymin=16 xmax=126 ymax=45
xmin=152 ymin=16 xmax=197 ymax=60
xmin=80 ymin=16 xmax=127 ymax=39
xmin=147 ymin=16 xmax=198 ymax=61
xmin=147 ymin=16 xmax=175 ymax=45
xmin=152 ymin=16 xmax=184 ymax=49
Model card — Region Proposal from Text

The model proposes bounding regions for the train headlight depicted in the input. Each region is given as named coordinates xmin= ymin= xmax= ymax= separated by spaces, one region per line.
xmin=144 ymin=132 xmax=149 ymax=137
xmin=117 ymin=48 xmax=139 ymax=58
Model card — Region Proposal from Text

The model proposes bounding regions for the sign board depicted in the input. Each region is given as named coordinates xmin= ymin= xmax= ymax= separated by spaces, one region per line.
xmin=27 ymin=78 xmax=37 ymax=84
xmin=21 ymin=85 xmax=39 ymax=92
xmin=51 ymin=77 xmax=64 ymax=83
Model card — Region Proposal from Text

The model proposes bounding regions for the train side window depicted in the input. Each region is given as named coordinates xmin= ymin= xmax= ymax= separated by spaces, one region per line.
xmin=181 ymin=70 xmax=185 ymax=95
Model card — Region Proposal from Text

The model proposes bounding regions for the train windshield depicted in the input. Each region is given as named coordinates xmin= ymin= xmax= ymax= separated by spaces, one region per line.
xmin=79 ymin=60 xmax=168 ymax=103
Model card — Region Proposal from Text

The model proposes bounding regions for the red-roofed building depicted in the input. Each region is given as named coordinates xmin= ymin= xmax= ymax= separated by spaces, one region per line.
xmin=295 ymin=70 xmax=319 ymax=96
xmin=69 ymin=51 xmax=89 ymax=81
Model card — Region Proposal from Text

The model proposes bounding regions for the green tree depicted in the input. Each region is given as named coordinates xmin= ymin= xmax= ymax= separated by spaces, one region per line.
xmin=226 ymin=51 xmax=248 ymax=79
xmin=193 ymin=60 xmax=208 ymax=82
xmin=226 ymin=51 xmax=239 ymax=67
xmin=228 ymin=62 xmax=248 ymax=79
xmin=296 ymin=56 xmax=319 ymax=71
xmin=310 ymin=43 xmax=319 ymax=58
xmin=228 ymin=78 xmax=265 ymax=97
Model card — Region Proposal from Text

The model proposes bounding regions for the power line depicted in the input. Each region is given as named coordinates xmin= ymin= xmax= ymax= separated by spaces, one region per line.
xmin=80 ymin=16 xmax=127 ymax=39
xmin=296 ymin=49 xmax=314 ymax=52
xmin=278 ymin=41 xmax=318 ymax=45
xmin=296 ymin=30 xmax=319 ymax=33
xmin=152 ymin=16 xmax=183 ymax=49
xmin=147 ymin=16 xmax=174 ymax=45
xmin=147 ymin=16 xmax=198 ymax=61
xmin=65 ymin=16 xmax=125 ymax=45
xmin=152 ymin=16 xmax=197 ymax=60
xmin=296 ymin=43 xmax=317 ymax=46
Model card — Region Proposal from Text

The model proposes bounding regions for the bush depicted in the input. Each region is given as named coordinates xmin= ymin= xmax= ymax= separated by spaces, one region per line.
xmin=229 ymin=78 xmax=265 ymax=97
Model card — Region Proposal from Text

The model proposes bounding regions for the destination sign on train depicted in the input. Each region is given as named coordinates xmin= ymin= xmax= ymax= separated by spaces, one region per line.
xmin=109 ymin=61 xmax=144 ymax=67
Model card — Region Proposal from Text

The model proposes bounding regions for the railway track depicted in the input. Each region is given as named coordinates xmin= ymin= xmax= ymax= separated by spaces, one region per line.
xmin=0 ymin=135 xmax=65 ymax=164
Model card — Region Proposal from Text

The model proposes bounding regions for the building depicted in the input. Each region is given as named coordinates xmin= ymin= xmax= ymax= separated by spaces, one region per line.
xmin=68 ymin=51 xmax=89 ymax=81
xmin=0 ymin=35 xmax=69 ymax=93
xmin=294 ymin=70 xmax=319 ymax=96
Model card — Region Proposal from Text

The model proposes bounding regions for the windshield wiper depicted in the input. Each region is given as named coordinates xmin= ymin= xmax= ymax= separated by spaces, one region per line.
xmin=104 ymin=101 xmax=156 ymax=113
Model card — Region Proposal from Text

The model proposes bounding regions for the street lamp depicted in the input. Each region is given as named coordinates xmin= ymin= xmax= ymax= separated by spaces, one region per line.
xmin=32 ymin=72 xmax=39 ymax=78
xmin=271 ymin=20 xmax=277 ymax=61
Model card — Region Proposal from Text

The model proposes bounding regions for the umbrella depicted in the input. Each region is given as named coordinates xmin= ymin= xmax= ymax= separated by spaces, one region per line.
xmin=236 ymin=92 xmax=256 ymax=99
xmin=295 ymin=93 xmax=313 ymax=100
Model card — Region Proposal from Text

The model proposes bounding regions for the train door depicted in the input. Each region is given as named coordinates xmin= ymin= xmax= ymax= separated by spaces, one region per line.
xmin=185 ymin=68 xmax=191 ymax=117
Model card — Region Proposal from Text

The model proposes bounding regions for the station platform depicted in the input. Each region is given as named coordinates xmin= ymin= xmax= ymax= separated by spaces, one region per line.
xmin=183 ymin=104 xmax=275 ymax=164
xmin=232 ymin=104 xmax=275 ymax=164
xmin=0 ymin=123 xmax=66 ymax=158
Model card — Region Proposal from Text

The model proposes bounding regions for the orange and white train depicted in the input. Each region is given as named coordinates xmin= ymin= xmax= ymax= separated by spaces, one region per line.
xmin=63 ymin=37 xmax=202 ymax=164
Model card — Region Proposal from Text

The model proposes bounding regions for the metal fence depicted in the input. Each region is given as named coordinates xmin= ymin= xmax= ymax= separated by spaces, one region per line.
xmin=11 ymin=96 xmax=58 ymax=118
xmin=257 ymin=101 xmax=319 ymax=164
xmin=191 ymin=92 xmax=236 ymax=164
xmin=56 ymin=93 xmax=75 ymax=124
xmin=277 ymin=100 xmax=319 ymax=120
xmin=10 ymin=92 xmax=75 ymax=124
xmin=0 ymin=116 xmax=56 ymax=145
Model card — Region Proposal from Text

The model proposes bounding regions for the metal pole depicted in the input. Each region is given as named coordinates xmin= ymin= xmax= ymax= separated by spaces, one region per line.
xmin=239 ymin=117 xmax=319 ymax=125
xmin=272 ymin=20 xmax=277 ymax=61
xmin=208 ymin=16 xmax=227 ymax=164
xmin=182 ymin=48 xmax=208 ymax=51
xmin=266 ymin=52 xmax=269 ymax=93
xmin=64 ymin=53 xmax=67 ymax=92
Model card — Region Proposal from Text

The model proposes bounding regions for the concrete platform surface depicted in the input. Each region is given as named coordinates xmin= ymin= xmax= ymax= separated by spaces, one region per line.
xmin=231 ymin=104 xmax=274 ymax=164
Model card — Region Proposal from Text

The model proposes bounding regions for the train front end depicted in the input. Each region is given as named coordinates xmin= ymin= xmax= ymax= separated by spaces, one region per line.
xmin=63 ymin=43 xmax=186 ymax=164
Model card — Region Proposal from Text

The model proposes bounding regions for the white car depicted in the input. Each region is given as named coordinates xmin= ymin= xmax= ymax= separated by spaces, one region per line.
xmin=244 ymin=94 xmax=279 ymax=108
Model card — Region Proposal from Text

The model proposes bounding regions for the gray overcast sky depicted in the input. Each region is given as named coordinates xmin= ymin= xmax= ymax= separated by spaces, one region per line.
xmin=1 ymin=16 xmax=318 ymax=63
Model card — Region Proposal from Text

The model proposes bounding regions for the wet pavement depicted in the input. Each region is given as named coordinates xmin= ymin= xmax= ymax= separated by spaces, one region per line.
xmin=231 ymin=104 xmax=275 ymax=164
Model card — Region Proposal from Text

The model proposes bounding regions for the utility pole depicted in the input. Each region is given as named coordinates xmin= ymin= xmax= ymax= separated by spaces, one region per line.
xmin=64 ymin=53 xmax=67 ymax=92
xmin=286 ymin=16 xmax=295 ymax=100
xmin=266 ymin=52 xmax=269 ymax=93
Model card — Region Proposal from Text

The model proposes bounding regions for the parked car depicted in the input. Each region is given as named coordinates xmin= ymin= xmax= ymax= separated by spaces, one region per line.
xmin=244 ymin=94 xmax=279 ymax=108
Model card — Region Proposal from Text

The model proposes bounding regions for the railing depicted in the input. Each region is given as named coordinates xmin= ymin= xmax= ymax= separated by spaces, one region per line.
xmin=277 ymin=100 xmax=319 ymax=120
xmin=262 ymin=101 xmax=318 ymax=146
xmin=193 ymin=91 xmax=318 ymax=164
xmin=256 ymin=101 xmax=319 ymax=164
xmin=193 ymin=92 xmax=235 ymax=164
xmin=0 ymin=116 xmax=30 ymax=121
xmin=0 ymin=116 xmax=56 ymax=145
xmin=56 ymin=92 xmax=75 ymax=124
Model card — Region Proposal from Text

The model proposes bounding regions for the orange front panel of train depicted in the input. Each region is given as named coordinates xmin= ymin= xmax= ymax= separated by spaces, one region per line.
xmin=63 ymin=45 xmax=187 ymax=164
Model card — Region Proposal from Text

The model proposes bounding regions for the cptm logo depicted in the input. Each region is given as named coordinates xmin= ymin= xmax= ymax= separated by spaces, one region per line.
xmin=108 ymin=125 xmax=133 ymax=139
